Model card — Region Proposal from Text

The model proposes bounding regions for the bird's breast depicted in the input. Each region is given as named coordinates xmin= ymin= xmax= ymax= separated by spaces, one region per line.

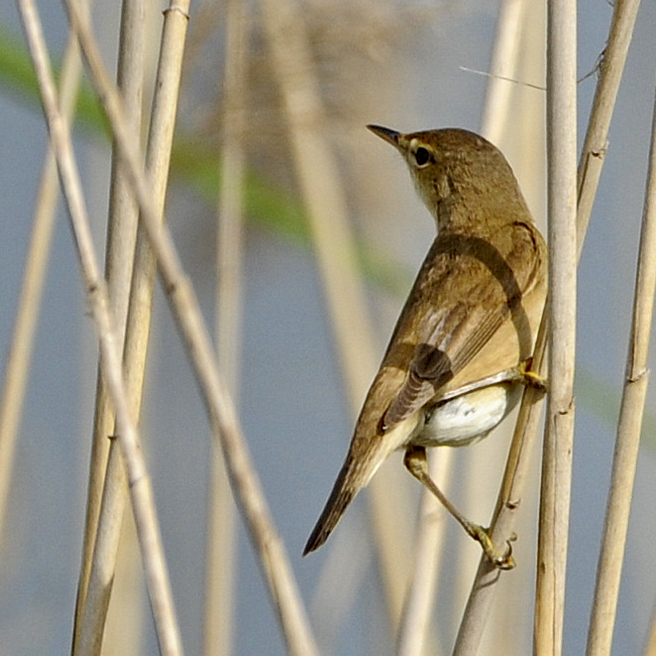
xmin=409 ymin=382 xmax=521 ymax=448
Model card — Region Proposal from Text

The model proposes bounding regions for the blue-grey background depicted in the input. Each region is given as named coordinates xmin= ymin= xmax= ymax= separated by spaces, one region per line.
xmin=1 ymin=0 xmax=656 ymax=654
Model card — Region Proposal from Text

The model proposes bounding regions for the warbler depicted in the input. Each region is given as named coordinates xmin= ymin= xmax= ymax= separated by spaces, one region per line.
xmin=304 ymin=125 xmax=547 ymax=568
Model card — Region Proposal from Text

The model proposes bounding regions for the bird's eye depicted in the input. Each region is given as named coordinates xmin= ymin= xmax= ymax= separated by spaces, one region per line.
xmin=412 ymin=145 xmax=432 ymax=167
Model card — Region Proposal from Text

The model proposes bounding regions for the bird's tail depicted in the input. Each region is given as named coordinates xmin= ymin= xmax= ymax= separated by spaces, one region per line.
xmin=303 ymin=421 xmax=409 ymax=555
xmin=303 ymin=454 xmax=363 ymax=555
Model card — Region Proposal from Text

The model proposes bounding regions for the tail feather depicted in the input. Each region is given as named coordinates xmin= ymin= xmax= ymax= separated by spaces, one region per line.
xmin=303 ymin=432 xmax=403 ymax=554
xmin=303 ymin=459 xmax=357 ymax=555
xmin=304 ymin=405 xmax=417 ymax=555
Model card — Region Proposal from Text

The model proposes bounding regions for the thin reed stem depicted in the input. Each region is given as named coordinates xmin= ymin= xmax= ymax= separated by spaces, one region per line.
xmin=645 ymin=605 xmax=656 ymax=656
xmin=18 ymin=0 xmax=184 ymax=652
xmin=58 ymin=1 xmax=319 ymax=653
xmin=397 ymin=451 xmax=452 ymax=656
xmin=576 ymin=0 xmax=643 ymax=255
xmin=535 ymin=1 xmax=578 ymax=654
xmin=481 ymin=0 xmax=528 ymax=143
xmin=0 ymin=0 xmax=87 ymax=552
xmin=257 ymin=0 xmax=414 ymax=629
xmin=205 ymin=0 xmax=250 ymax=652
xmin=453 ymin=0 xmax=640 ymax=649
xmin=72 ymin=1 xmax=145 ymax=653
xmin=585 ymin=72 xmax=656 ymax=656
xmin=75 ymin=0 xmax=192 ymax=650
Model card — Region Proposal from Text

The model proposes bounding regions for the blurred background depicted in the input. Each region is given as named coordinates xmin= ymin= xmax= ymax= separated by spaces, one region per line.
xmin=1 ymin=0 xmax=656 ymax=654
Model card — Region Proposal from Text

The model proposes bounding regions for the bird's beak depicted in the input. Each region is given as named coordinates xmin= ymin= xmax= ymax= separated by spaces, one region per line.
xmin=367 ymin=124 xmax=400 ymax=148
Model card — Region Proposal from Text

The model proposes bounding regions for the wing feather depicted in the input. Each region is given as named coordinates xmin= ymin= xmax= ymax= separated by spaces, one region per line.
xmin=381 ymin=223 xmax=545 ymax=429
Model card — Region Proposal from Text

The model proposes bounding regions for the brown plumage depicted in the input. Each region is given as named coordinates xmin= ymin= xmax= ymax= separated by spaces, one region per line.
xmin=304 ymin=126 xmax=547 ymax=566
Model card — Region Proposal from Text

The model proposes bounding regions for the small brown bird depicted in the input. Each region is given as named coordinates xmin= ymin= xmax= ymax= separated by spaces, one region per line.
xmin=304 ymin=125 xmax=547 ymax=568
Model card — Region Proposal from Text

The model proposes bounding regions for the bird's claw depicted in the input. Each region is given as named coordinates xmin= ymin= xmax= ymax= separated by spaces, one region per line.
xmin=520 ymin=359 xmax=548 ymax=393
xmin=472 ymin=525 xmax=516 ymax=570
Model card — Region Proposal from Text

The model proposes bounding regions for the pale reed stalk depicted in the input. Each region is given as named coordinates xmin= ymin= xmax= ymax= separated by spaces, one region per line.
xmin=61 ymin=1 xmax=320 ymax=652
xmin=453 ymin=0 xmax=641 ymax=650
xmin=576 ymin=0 xmax=643 ymax=255
xmin=645 ymin=609 xmax=656 ymax=656
xmin=0 ymin=0 xmax=88 ymax=552
xmin=481 ymin=0 xmax=528 ymax=144
xmin=72 ymin=1 xmax=145 ymax=653
xmin=585 ymin=74 xmax=656 ymax=656
xmin=205 ymin=0 xmax=250 ymax=653
xmin=396 ymin=452 xmax=452 ymax=656
xmin=535 ymin=2 xmax=578 ymax=655
xmin=74 ymin=1 xmax=191 ymax=653
xmin=18 ymin=0 xmax=184 ymax=651
xmin=257 ymin=0 xmax=413 ymax=629
xmin=535 ymin=0 xmax=577 ymax=656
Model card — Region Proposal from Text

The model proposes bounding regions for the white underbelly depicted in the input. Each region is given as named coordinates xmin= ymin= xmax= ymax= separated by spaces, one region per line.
xmin=410 ymin=383 xmax=521 ymax=447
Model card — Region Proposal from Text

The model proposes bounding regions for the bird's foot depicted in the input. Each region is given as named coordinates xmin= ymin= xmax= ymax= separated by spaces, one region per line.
xmin=519 ymin=359 xmax=548 ymax=393
xmin=404 ymin=446 xmax=517 ymax=570
xmin=469 ymin=524 xmax=516 ymax=570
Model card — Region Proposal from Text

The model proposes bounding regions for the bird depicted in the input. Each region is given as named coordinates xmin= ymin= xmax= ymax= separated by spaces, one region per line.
xmin=303 ymin=125 xmax=547 ymax=568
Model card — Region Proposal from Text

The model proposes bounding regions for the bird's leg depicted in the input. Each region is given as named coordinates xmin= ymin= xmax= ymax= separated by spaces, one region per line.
xmin=437 ymin=362 xmax=547 ymax=404
xmin=480 ymin=360 xmax=547 ymax=393
xmin=518 ymin=358 xmax=548 ymax=392
xmin=403 ymin=445 xmax=515 ymax=570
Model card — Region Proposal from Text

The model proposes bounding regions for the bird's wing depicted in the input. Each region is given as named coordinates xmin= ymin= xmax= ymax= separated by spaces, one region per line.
xmin=381 ymin=223 xmax=544 ymax=430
